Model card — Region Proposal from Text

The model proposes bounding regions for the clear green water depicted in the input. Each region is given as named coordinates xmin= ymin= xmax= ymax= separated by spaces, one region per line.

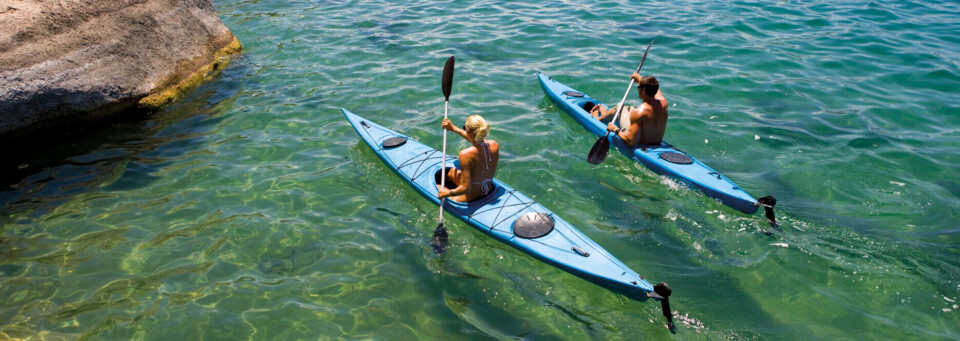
xmin=2 ymin=0 xmax=959 ymax=339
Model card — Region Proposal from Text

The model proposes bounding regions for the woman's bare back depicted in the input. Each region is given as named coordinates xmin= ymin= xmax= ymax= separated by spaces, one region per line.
xmin=447 ymin=140 xmax=499 ymax=202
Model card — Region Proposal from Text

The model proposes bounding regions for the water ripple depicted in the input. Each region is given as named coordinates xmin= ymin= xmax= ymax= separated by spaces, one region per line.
xmin=1 ymin=0 xmax=959 ymax=339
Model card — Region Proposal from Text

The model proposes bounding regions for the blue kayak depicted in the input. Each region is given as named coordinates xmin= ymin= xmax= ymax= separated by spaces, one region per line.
xmin=342 ymin=108 xmax=663 ymax=303
xmin=538 ymin=73 xmax=761 ymax=214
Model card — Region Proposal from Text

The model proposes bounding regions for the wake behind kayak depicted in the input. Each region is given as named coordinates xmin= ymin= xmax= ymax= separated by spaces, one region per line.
xmin=342 ymin=108 xmax=676 ymax=332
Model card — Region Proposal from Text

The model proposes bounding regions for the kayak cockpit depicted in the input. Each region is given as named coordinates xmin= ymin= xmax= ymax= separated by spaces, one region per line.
xmin=434 ymin=167 xmax=498 ymax=203
xmin=435 ymin=167 xmax=458 ymax=191
xmin=579 ymin=100 xmax=618 ymax=124
xmin=581 ymin=101 xmax=597 ymax=113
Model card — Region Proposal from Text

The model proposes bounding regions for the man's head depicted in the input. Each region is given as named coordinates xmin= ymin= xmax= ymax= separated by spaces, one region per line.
xmin=638 ymin=76 xmax=659 ymax=99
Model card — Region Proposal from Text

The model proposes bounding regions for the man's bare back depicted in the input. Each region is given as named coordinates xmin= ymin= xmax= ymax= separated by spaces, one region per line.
xmin=592 ymin=72 xmax=668 ymax=147
xmin=634 ymin=82 xmax=668 ymax=146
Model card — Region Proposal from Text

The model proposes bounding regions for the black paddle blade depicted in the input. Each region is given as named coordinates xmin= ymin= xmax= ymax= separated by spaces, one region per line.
xmin=587 ymin=133 xmax=611 ymax=164
xmin=431 ymin=223 xmax=448 ymax=255
xmin=441 ymin=56 xmax=455 ymax=100
xmin=636 ymin=39 xmax=655 ymax=73
xmin=653 ymin=282 xmax=677 ymax=334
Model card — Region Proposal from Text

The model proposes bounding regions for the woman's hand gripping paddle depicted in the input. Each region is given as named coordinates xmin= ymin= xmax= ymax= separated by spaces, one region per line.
xmin=431 ymin=56 xmax=455 ymax=254
xmin=587 ymin=39 xmax=654 ymax=164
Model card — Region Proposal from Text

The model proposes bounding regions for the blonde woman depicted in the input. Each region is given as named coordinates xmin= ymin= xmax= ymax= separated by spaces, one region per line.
xmin=438 ymin=115 xmax=500 ymax=202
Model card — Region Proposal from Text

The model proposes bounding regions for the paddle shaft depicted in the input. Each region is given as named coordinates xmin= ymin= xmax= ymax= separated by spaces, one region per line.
xmin=438 ymin=100 xmax=449 ymax=222
xmin=437 ymin=56 xmax=455 ymax=225
xmin=600 ymin=39 xmax=653 ymax=141
xmin=607 ymin=76 xmax=639 ymax=133
xmin=608 ymin=52 xmax=650 ymax=134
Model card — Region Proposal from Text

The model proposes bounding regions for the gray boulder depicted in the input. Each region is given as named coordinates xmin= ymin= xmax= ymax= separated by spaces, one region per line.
xmin=0 ymin=0 xmax=242 ymax=137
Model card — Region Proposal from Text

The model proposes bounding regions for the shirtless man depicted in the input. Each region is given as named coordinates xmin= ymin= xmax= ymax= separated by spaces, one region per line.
xmin=438 ymin=115 xmax=500 ymax=202
xmin=589 ymin=72 xmax=668 ymax=147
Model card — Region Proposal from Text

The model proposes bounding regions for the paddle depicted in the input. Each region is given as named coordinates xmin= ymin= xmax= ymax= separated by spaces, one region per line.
xmin=587 ymin=39 xmax=655 ymax=165
xmin=431 ymin=56 xmax=455 ymax=254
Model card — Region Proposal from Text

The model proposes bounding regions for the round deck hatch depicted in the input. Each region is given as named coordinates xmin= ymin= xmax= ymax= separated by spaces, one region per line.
xmin=382 ymin=136 xmax=407 ymax=149
xmin=659 ymin=151 xmax=692 ymax=164
xmin=513 ymin=212 xmax=555 ymax=239
xmin=562 ymin=91 xmax=584 ymax=97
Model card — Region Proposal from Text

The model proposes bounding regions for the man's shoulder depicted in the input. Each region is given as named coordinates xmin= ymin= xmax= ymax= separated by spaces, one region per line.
xmin=657 ymin=94 xmax=668 ymax=108
xmin=635 ymin=104 xmax=654 ymax=118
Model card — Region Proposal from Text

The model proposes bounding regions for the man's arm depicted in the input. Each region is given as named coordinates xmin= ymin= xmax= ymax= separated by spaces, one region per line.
xmin=590 ymin=104 xmax=605 ymax=120
xmin=617 ymin=109 xmax=643 ymax=148
xmin=595 ymin=105 xmax=621 ymax=122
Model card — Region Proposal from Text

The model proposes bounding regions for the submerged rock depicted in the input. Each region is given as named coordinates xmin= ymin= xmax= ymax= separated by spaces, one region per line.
xmin=0 ymin=0 xmax=242 ymax=137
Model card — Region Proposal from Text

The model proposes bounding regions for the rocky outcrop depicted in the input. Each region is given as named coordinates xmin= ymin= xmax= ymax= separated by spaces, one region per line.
xmin=0 ymin=0 xmax=241 ymax=137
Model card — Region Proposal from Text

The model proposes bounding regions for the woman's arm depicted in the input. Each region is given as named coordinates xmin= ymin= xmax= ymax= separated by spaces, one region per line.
xmin=439 ymin=153 xmax=472 ymax=199
xmin=442 ymin=118 xmax=471 ymax=142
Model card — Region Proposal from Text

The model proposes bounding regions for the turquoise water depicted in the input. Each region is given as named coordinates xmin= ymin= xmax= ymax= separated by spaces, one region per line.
xmin=2 ymin=0 xmax=959 ymax=339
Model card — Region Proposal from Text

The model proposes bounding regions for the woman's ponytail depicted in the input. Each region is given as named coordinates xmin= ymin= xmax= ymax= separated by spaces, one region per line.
xmin=465 ymin=115 xmax=490 ymax=142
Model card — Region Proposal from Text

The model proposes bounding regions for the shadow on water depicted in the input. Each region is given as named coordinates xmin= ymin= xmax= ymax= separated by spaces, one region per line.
xmin=0 ymin=79 xmax=242 ymax=222
xmin=0 ymin=64 xmax=249 ymax=338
